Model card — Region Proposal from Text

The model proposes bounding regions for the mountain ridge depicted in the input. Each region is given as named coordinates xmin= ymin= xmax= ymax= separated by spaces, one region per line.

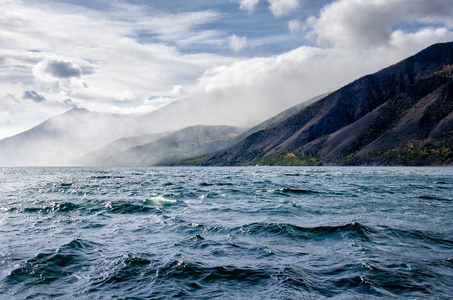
xmin=195 ymin=41 xmax=453 ymax=166
xmin=94 ymin=125 xmax=245 ymax=166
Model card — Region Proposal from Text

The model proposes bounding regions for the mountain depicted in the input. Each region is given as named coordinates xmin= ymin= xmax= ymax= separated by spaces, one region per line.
xmin=234 ymin=93 xmax=329 ymax=142
xmin=0 ymin=108 xmax=139 ymax=166
xmin=76 ymin=94 xmax=326 ymax=166
xmin=75 ymin=131 xmax=174 ymax=166
xmin=198 ymin=42 xmax=453 ymax=166
xmin=83 ymin=125 xmax=245 ymax=166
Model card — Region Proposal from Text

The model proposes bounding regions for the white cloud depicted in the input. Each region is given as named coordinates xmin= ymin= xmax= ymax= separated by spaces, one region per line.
xmin=171 ymin=85 xmax=185 ymax=96
xmin=130 ymin=10 xmax=224 ymax=47
xmin=187 ymin=46 xmax=374 ymax=126
xmin=306 ymin=0 xmax=453 ymax=49
xmin=239 ymin=0 xmax=260 ymax=12
xmin=0 ymin=0 xmax=235 ymax=138
xmin=268 ymin=0 xmax=300 ymax=18
xmin=33 ymin=56 xmax=81 ymax=79
xmin=32 ymin=56 xmax=86 ymax=95
xmin=390 ymin=27 xmax=453 ymax=50
xmin=115 ymin=90 xmax=134 ymax=101
xmin=288 ymin=19 xmax=302 ymax=33
xmin=229 ymin=35 xmax=248 ymax=52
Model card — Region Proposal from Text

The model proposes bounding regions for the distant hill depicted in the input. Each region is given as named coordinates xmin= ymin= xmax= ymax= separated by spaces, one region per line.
xmin=75 ymin=131 xmax=174 ymax=166
xmin=198 ymin=42 xmax=453 ymax=166
xmin=0 ymin=108 xmax=139 ymax=166
xmin=84 ymin=125 xmax=245 ymax=166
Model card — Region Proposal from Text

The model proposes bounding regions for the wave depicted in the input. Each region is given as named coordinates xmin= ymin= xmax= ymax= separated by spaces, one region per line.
xmin=199 ymin=182 xmax=234 ymax=187
xmin=90 ymin=258 xmax=274 ymax=298
xmin=104 ymin=196 xmax=177 ymax=214
xmin=418 ymin=195 xmax=451 ymax=201
xmin=237 ymin=222 xmax=373 ymax=242
xmin=148 ymin=196 xmax=177 ymax=206
xmin=105 ymin=201 xmax=155 ymax=214
xmin=59 ymin=183 xmax=73 ymax=188
xmin=7 ymin=198 xmax=178 ymax=216
xmin=88 ymin=253 xmax=155 ymax=296
xmin=91 ymin=175 xmax=112 ymax=179
xmin=160 ymin=261 xmax=271 ymax=283
xmin=377 ymin=226 xmax=453 ymax=248
xmin=283 ymin=173 xmax=301 ymax=176
xmin=235 ymin=222 xmax=453 ymax=248
xmin=8 ymin=197 xmax=178 ymax=216
xmin=8 ymin=202 xmax=80 ymax=214
xmin=87 ymin=256 xmax=434 ymax=298
xmin=183 ymin=221 xmax=375 ymax=244
xmin=90 ymin=175 xmax=125 ymax=179
xmin=277 ymin=188 xmax=320 ymax=195
xmin=4 ymin=239 xmax=99 ymax=289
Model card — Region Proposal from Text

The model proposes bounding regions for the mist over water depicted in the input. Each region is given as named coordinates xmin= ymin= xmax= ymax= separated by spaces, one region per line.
xmin=0 ymin=167 xmax=452 ymax=299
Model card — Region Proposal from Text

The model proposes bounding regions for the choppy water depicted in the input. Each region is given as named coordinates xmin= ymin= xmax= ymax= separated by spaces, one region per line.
xmin=0 ymin=167 xmax=452 ymax=299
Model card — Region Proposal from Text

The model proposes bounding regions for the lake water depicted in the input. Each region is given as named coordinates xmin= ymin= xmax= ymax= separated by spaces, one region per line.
xmin=0 ymin=166 xmax=452 ymax=299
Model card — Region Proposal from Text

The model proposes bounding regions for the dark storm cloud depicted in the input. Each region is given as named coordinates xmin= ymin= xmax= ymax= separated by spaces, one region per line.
xmin=44 ymin=59 xmax=82 ymax=79
xmin=22 ymin=90 xmax=46 ymax=102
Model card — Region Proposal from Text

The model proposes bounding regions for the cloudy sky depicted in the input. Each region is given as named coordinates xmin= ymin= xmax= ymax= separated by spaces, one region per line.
xmin=1 ymin=0 xmax=453 ymax=139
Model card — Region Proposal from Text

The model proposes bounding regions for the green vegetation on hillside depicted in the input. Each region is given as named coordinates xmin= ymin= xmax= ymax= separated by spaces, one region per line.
xmin=252 ymin=151 xmax=321 ymax=166
xmin=337 ymin=139 xmax=453 ymax=166
xmin=377 ymin=140 xmax=453 ymax=165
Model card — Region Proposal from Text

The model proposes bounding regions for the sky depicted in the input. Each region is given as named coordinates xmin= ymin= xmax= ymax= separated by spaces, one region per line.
xmin=1 ymin=0 xmax=453 ymax=139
